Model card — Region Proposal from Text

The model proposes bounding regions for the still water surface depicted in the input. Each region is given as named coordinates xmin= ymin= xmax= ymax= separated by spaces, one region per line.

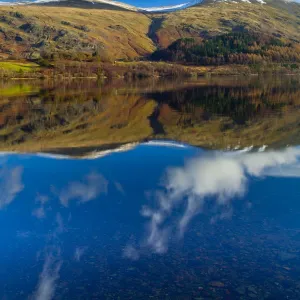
xmin=0 ymin=75 xmax=299 ymax=153
xmin=0 ymin=76 xmax=300 ymax=299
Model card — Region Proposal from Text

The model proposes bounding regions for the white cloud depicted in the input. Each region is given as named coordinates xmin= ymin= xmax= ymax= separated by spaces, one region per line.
xmin=239 ymin=147 xmax=300 ymax=177
xmin=59 ymin=172 xmax=108 ymax=207
xmin=74 ymin=247 xmax=87 ymax=262
xmin=36 ymin=194 xmax=49 ymax=205
xmin=145 ymin=210 xmax=170 ymax=254
xmin=139 ymin=147 xmax=300 ymax=255
xmin=166 ymin=155 xmax=247 ymax=203
xmin=55 ymin=213 xmax=64 ymax=234
xmin=123 ymin=244 xmax=140 ymax=260
xmin=33 ymin=212 xmax=65 ymax=300
xmin=114 ymin=181 xmax=125 ymax=195
xmin=210 ymin=207 xmax=233 ymax=224
xmin=0 ymin=166 xmax=23 ymax=209
xmin=34 ymin=249 xmax=62 ymax=300
xmin=32 ymin=194 xmax=50 ymax=219
xmin=265 ymin=164 xmax=300 ymax=178
xmin=17 ymin=231 xmax=31 ymax=238
xmin=32 ymin=207 xmax=46 ymax=219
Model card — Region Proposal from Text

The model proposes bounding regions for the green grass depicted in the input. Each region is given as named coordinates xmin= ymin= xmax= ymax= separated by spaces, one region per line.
xmin=0 ymin=84 xmax=38 ymax=97
xmin=0 ymin=61 xmax=40 ymax=72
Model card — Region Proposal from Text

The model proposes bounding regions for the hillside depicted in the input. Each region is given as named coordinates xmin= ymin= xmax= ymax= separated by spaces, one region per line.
xmin=0 ymin=0 xmax=299 ymax=69
xmin=152 ymin=1 xmax=300 ymax=48
xmin=0 ymin=4 xmax=155 ymax=60
xmin=151 ymin=32 xmax=300 ymax=67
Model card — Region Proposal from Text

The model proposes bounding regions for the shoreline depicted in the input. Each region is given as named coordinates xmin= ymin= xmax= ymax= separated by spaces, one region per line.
xmin=1 ymin=60 xmax=299 ymax=80
xmin=0 ymin=137 xmax=296 ymax=158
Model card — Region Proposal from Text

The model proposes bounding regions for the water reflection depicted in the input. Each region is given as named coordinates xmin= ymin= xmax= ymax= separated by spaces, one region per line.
xmin=1 ymin=143 xmax=300 ymax=299
xmin=136 ymin=147 xmax=300 ymax=255
xmin=0 ymin=165 xmax=23 ymax=209
xmin=33 ymin=246 xmax=62 ymax=300
xmin=0 ymin=76 xmax=299 ymax=153
xmin=58 ymin=172 xmax=108 ymax=207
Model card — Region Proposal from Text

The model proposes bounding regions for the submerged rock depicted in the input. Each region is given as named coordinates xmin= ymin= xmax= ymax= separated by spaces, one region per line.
xmin=248 ymin=285 xmax=258 ymax=294
xmin=279 ymin=252 xmax=298 ymax=261
xmin=249 ymin=292 xmax=257 ymax=298
xmin=209 ymin=281 xmax=225 ymax=288
xmin=235 ymin=286 xmax=246 ymax=295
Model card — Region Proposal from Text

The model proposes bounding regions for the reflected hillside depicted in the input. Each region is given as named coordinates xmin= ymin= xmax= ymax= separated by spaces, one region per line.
xmin=147 ymin=77 xmax=300 ymax=149
xmin=0 ymin=76 xmax=299 ymax=154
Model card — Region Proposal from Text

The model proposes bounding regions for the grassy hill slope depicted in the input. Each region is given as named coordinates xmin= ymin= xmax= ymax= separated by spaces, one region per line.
xmin=0 ymin=1 xmax=299 ymax=65
xmin=152 ymin=2 xmax=300 ymax=48
xmin=0 ymin=5 xmax=155 ymax=60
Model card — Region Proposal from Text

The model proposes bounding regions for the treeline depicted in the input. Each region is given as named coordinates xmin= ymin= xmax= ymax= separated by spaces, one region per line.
xmin=151 ymin=32 xmax=300 ymax=66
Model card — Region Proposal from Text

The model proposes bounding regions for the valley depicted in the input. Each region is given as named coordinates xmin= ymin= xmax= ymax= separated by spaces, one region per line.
xmin=0 ymin=0 xmax=299 ymax=77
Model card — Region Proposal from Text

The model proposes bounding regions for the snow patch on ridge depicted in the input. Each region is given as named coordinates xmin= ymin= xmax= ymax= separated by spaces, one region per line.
xmin=138 ymin=2 xmax=189 ymax=12
xmin=0 ymin=0 xmax=203 ymax=10
xmin=144 ymin=140 xmax=189 ymax=148
xmin=90 ymin=0 xmax=137 ymax=10
xmin=1 ymin=0 xmax=298 ymax=10
xmin=138 ymin=0 xmax=202 ymax=12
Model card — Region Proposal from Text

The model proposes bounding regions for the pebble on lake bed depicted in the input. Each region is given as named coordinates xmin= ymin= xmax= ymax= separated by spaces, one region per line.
xmin=209 ymin=281 xmax=225 ymax=288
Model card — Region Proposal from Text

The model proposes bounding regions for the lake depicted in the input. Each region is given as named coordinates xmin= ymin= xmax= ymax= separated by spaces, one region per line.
xmin=0 ymin=76 xmax=300 ymax=299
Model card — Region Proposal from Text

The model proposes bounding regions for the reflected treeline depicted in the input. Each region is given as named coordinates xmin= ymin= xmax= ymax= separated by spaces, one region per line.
xmin=0 ymin=76 xmax=299 ymax=153
xmin=148 ymin=85 xmax=295 ymax=125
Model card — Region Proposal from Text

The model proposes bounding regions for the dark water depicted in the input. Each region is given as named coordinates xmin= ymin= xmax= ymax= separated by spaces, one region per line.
xmin=0 ymin=76 xmax=300 ymax=299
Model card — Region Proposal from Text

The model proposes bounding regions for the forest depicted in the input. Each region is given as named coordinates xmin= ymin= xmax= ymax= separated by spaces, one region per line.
xmin=151 ymin=32 xmax=300 ymax=67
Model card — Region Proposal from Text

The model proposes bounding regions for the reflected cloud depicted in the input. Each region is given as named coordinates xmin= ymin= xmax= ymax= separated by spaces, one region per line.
xmin=55 ymin=213 xmax=65 ymax=235
xmin=141 ymin=206 xmax=170 ymax=254
xmin=139 ymin=147 xmax=300 ymax=255
xmin=59 ymin=172 xmax=108 ymax=207
xmin=123 ymin=244 xmax=140 ymax=261
xmin=0 ymin=166 xmax=23 ymax=209
xmin=33 ymin=207 xmax=46 ymax=219
xmin=32 ymin=194 xmax=50 ymax=219
xmin=17 ymin=231 xmax=32 ymax=238
xmin=36 ymin=194 xmax=50 ymax=205
xmin=114 ymin=181 xmax=125 ymax=195
xmin=210 ymin=207 xmax=233 ymax=224
xmin=74 ymin=246 xmax=87 ymax=262
xmin=33 ymin=248 xmax=62 ymax=300
xmin=33 ymin=212 xmax=66 ymax=300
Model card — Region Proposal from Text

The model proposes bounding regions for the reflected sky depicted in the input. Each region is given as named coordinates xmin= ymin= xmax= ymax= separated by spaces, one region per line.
xmin=1 ymin=142 xmax=300 ymax=299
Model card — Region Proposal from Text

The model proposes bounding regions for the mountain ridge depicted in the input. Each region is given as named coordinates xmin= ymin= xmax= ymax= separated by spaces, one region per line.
xmin=2 ymin=0 xmax=299 ymax=12
xmin=0 ymin=0 xmax=204 ymax=12
xmin=0 ymin=0 xmax=299 ymax=69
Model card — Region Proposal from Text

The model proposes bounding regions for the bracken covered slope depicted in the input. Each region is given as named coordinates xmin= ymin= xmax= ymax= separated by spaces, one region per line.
xmin=0 ymin=4 xmax=155 ymax=60
xmin=152 ymin=1 xmax=300 ymax=48
xmin=0 ymin=0 xmax=299 ymax=60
